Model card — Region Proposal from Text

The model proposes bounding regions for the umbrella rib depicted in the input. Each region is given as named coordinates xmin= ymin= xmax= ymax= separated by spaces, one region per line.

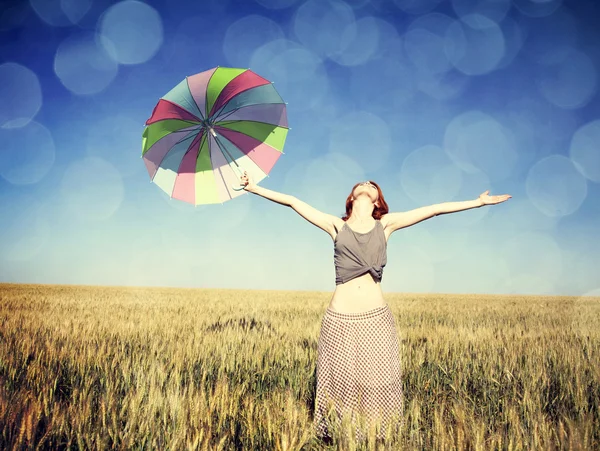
xmin=144 ymin=128 xmax=197 ymax=168
xmin=210 ymin=135 xmax=236 ymax=201
xmin=204 ymin=68 xmax=220 ymax=124
xmin=171 ymin=133 xmax=204 ymax=199
xmin=216 ymin=120 xmax=289 ymax=134
xmin=213 ymin=133 xmax=244 ymax=178
xmin=176 ymin=119 xmax=203 ymax=126
xmin=185 ymin=77 xmax=205 ymax=121
xmin=173 ymin=127 xmax=201 ymax=146
xmin=151 ymin=132 xmax=197 ymax=184
xmin=213 ymin=101 xmax=283 ymax=123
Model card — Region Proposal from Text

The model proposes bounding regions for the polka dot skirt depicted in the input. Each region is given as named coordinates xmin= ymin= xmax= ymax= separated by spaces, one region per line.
xmin=313 ymin=304 xmax=405 ymax=443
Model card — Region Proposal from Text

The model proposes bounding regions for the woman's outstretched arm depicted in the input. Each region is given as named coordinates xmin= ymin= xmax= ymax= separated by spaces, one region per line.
xmin=383 ymin=190 xmax=511 ymax=235
xmin=244 ymin=182 xmax=294 ymax=207
xmin=241 ymin=171 xmax=339 ymax=239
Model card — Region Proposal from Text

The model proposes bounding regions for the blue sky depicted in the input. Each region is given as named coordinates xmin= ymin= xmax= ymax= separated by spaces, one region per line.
xmin=0 ymin=0 xmax=599 ymax=296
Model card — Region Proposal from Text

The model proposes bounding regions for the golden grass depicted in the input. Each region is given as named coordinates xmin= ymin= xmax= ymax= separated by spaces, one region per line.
xmin=0 ymin=283 xmax=598 ymax=450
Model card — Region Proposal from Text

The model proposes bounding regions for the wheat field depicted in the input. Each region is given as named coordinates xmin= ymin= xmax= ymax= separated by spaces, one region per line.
xmin=0 ymin=283 xmax=598 ymax=450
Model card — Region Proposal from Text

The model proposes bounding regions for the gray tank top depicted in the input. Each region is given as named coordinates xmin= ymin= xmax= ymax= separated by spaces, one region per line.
xmin=334 ymin=219 xmax=387 ymax=285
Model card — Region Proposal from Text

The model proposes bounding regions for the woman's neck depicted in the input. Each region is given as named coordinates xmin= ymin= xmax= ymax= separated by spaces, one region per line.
xmin=350 ymin=199 xmax=375 ymax=221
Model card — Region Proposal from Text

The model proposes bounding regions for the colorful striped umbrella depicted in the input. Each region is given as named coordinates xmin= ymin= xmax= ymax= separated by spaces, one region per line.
xmin=142 ymin=66 xmax=288 ymax=205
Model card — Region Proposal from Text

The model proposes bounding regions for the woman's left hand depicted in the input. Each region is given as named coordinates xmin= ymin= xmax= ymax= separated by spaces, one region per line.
xmin=479 ymin=190 xmax=512 ymax=206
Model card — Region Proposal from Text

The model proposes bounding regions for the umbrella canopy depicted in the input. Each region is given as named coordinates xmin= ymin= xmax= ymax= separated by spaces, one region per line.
xmin=142 ymin=66 xmax=288 ymax=205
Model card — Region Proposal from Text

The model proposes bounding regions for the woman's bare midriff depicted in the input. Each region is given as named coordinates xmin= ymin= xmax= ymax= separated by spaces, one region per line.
xmin=329 ymin=272 xmax=387 ymax=313
xmin=327 ymin=217 xmax=390 ymax=314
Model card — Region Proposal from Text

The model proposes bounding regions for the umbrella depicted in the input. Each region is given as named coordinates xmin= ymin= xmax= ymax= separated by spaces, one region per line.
xmin=142 ymin=66 xmax=289 ymax=205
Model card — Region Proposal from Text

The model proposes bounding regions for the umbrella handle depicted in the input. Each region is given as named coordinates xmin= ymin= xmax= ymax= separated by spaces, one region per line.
xmin=231 ymin=166 xmax=249 ymax=192
xmin=231 ymin=171 xmax=246 ymax=192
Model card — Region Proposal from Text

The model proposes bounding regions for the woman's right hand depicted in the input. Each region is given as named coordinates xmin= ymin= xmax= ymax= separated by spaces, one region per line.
xmin=240 ymin=171 xmax=257 ymax=191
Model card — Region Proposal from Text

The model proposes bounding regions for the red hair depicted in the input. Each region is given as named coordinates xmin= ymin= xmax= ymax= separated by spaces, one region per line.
xmin=341 ymin=181 xmax=389 ymax=221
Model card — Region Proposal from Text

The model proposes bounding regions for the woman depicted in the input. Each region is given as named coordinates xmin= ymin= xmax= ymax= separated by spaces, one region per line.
xmin=239 ymin=171 xmax=511 ymax=443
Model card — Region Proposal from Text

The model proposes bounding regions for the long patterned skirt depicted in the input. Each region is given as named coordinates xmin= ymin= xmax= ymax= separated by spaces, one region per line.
xmin=313 ymin=304 xmax=405 ymax=443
